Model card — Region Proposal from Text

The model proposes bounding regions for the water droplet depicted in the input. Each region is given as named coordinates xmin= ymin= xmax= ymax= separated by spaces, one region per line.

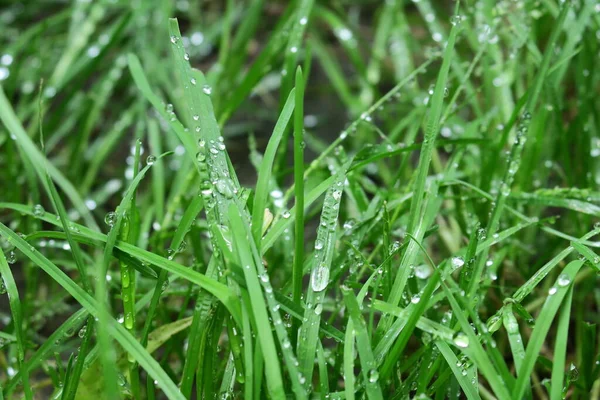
xmin=314 ymin=240 xmax=324 ymax=250
xmin=216 ymin=179 xmax=234 ymax=198
xmin=167 ymin=248 xmax=176 ymax=260
xmin=548 ymin=287 xmax=558 ymax=295
xmin=290 ymin=46 xmax=298 ymax=53
xmin=78 ymin=326 xmax=87 ymax=338
xmin=146 ymin=155 xmax=156 ymax=165
xmin=368 ymin=369 xmax=379 ymax=383
xmin=184 ymin=53 xmax=190 ymax=61
xmin=282 ymin=338 xmax=291 ymax=349
xmin=299 ymin=17 xmax=308 ymax=25
xmin=202 ymin=85 xmax=212 ymax=95
xmin=193 ymin=115 xmax=200 ymax=121
xmin=282 ymin=210 xmax=291 ymax=219
xmin=314 ymin=303 xmax=323 ymax=315
xmin=6 ymin=251 xmax=16 ymax=264
xmin=451 ymin=256 xmax=465 ymax=269
xmin=104 ymin=211 xmax=116 ymax=227
xmin=557 ymin=273 xmax=571 ymax=287
xmin=450 ymin=15 xmax=463 ymax=26
xmin=170 ymin=35 xmax=178 ymax=44
xmin=33 ymin=204 xmax=45 ymax=217
xmin=190 ymin=78 xmax=196 ymax=85
xmin=453 ymin=332 xmax=470 ymax=348
xmin=411 ymin=294 xmax=421 ymax=304
xmin=414 ymin=264 xmax=431 ymax=279
xmin=311 ymin=263 xmax=330 ymax=292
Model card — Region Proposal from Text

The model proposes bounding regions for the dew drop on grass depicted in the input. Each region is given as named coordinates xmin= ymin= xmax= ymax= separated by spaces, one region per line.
xmin=451 ymin=256 xmax=465 ymax=269
xmin=190 ymin=78 xmax=196 ymax=85
xmin=314 ymin=240 xmax=324 ymax=250
xmin=104 ymin=211 xmax=116 ymax=227
xmin=146 ymin=155 xmax=156 ymax=165
xmin=78 ymin=325 xmax=87 ymax=338
xmin=569 ymin=363 xmax=579 ymax=381
xmin=557 ymin=273 xmax=571 ymax=287
xmin=202 ymin=85 xmax=212 ymax=95
xmin=170 ymin=35 xmax=178 ymax=44
xmin=290 ymin=46 xmax=298 ymax=53
xmin=33 ymin=204 xmax=45 ymax=217
xmin=368 ymin=369 xmax=379 ymax=383
xmin=311 ymin=263 xmax=330 ymax=292
xmin=167 ymin=248 xmax=176 ymax=260
xmin=183 ymin=53 xmax=189 ymax=61
xmin=6 ymin=251 xmax=16 ymax=264
xmin=411 ymin=294 xmax=421 ymax=304
xmin=282 ymin=210 xmax=291 ymax=219
xmin=299 ymin=17 xmax=308 ymax=25
xmin=216 ymin=179 xmax=234 ymax=198
xmin=414 ymin=264 xmax=431 ymax=279
xmin=453 ymin=332 xmax=470 ymax=348
xmin=193 ymin=115 xmax=200 ymax=121
xmin=450 ymin=15 xmax=462 ymax=26
xmin=548 ymin=287 xmax=558 ymax=295
xmin=124 ymin=313 xmax=134 ymax=329
xmin=314 ymin=303 xmax=323 ymax=315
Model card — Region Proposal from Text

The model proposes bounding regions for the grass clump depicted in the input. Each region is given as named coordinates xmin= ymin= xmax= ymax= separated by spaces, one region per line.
xmin=1 ymin=0 xmax=600 ymax=399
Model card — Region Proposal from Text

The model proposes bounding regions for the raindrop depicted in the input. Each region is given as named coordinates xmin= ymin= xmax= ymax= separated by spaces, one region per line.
xmin=202 ymin=85 xmax=212 ymax=95
xmin=190 ymin=78 xmax=196 ymax=85
xmin=314 ymin=240 xmax=324 ymax=250
xmin=557 ymin=273 xmax=571 ymax=287
xmin=414 ymin=264 xmax=431 ymax=279
xmin=453 ymin=332 xmax=470 ymax=348
xmin=78 ymin=326 xmax=87 ymax=338
xmin=105 ymin=211 xmax=116 ymax=227
xmin=368 ymin=369 xmax=379 ymax=383
xmin=314 ymin=303 xmax=323 ymax=315
xmin=33 ymin=204 xmax=45 ymax=217
xmin=451 ymin=256 xmax=465 ymax=269
xmin=146 ymin=155 xmax=156 ymax=165
xmin=548 ymin=287 xmax=558 ymax=295
xmin=6 ymin=251 xmax=16 ymax=264
xmin=282 ymin=210 xmax=291 ymax=219
xmin=311 ymin=263 xmax=330 ymax=292
xmin=411 ymin=294 xmax=421 ymax=304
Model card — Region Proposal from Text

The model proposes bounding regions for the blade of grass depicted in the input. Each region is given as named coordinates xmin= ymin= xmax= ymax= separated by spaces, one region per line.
xmin=512 ymin=260 xmax=584 ymax=400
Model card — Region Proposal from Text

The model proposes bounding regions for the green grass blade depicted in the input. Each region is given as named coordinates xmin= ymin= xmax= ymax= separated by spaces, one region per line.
xmin=251 ymin=88 xmax=295 ymax=245
xmin=0 ymin=224 xmax=185 ymax=400
xmin=550 ymin=287 xmax=573 ymax=400
xmin=512 ymin=260 xmax=584 ymax=400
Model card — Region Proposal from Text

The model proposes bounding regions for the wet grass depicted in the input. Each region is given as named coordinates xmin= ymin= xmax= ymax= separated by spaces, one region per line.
xmin=1 ymin=0 xmax=600 ymax=399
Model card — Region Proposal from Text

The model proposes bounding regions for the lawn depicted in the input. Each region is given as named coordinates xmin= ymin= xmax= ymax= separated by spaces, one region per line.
xmin=1 ymin=0 xmax=600 ymax=399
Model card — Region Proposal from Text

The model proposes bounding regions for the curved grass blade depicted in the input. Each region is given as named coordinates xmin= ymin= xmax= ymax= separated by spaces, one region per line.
xmin=251 ymin=88 xmax=295 ymax=245
xmin=512 ymin=260 xmax=584 ymax=400
xmin=341 ymin=287 xmax=383 ymax=400
xmin=0 ymin=203 xmax=242 ymax=325
xmin=550 ymin=287 xmax=573 ymax=400
xmin=0 ymin=249 xmax=32 ymax=400
xmin=435 ymin=341 xmax=481 ymax=400
xmin=0 ymin=224 xmax=185 ymax=400
xmin=0 ymin=86 xmax=98 ymax=230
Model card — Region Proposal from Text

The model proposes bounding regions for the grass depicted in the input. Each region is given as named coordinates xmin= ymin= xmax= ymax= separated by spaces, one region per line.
xmin=1 ymin=0 xmax=600 ymax=399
